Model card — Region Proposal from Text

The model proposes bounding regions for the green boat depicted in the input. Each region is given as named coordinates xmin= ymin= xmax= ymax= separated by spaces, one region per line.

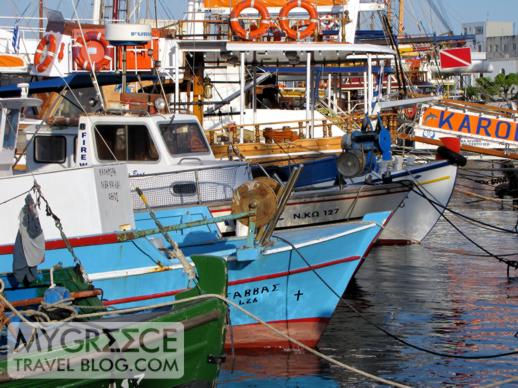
xmin=0 ymin=255 xmax=228 ymax=387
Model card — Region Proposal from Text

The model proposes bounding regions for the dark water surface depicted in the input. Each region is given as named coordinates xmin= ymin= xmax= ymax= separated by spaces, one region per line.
xmin=218 ymin=176 xmax=518 ymax=387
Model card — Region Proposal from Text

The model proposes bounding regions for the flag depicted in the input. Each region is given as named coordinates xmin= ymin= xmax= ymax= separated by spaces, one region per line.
xmin=11 ymin=24 xmax=20 ymax=53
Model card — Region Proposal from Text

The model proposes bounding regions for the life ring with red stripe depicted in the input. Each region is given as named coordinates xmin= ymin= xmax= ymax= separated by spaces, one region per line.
xmin=279 ymin=0 xmax=318 ymax=40
xmin=33 ymin=33 xmax=58 ymax=73
xmin=73 ymin=31 xmax=114 ymax=71
xmin=230 ymin=0 xmax=271 ymax=41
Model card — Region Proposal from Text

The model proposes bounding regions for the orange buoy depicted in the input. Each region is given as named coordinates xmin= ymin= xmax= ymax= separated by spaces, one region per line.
xmin=279 ymin=0 xmax=318 ymax=40
xmin=73 ymin=31 xmax=114 ymax=71
xmin=33 ymin=33 xmax=58 ymax=73
xmin=230 ymin=0 xmax=271 ymax=41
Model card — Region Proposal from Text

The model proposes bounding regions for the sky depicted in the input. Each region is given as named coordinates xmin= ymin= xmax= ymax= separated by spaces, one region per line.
xmin=1 ymin=0 xmax=517 ymax=35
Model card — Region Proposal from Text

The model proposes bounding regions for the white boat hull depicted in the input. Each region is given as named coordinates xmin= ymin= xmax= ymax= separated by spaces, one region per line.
xmin=211 ymin=182 xmax=411 ymax=233
xmin=378 ymin=161 xmax=458 ymax=244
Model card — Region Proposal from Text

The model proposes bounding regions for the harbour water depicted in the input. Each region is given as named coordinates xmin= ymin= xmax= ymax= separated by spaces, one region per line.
xmin=218 ymin=176 xmax=518 ymax=387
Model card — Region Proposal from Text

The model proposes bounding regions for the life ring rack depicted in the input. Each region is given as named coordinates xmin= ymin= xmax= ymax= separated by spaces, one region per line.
xmin=279 ymin=0 xmax=319 ymax=40
xmin=230 ymin=0 xmax=271 ymax=41
xmin=73 ymin=31 xmax=114 ymax=71
xmin=33 ymin=33 xmax=58 ymax=73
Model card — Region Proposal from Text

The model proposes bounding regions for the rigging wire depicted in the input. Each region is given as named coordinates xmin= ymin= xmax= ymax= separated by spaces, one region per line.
xmin=272 ymin=235 xmax=518 ymax=360
xmin=403 ymin=178 xmax=518 ymax=273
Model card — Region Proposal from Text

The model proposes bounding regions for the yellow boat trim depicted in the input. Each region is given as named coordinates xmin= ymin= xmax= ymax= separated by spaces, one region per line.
xmin=418 ymin=176 xmax=450 ymax=185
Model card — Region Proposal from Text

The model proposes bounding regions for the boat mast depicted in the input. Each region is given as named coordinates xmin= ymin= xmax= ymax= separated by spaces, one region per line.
xmin=93 ymin=0 xmax=104 ymax=24
xmin=386 ymin=0 xmax=392 ymax=25
xmin=398 ymin=0 xmax=404 ymax=36
xmin=39 ymin=0 xmax=43 ymax=38
xmin=113 ymin=0 xmax=119 ymax=20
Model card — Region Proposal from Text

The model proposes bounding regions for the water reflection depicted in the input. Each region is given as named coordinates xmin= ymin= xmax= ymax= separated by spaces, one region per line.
xmin=219 ymin=351 xmax=339 ymax=387
xmin=217 ymin=176 xmax=518 ymax=387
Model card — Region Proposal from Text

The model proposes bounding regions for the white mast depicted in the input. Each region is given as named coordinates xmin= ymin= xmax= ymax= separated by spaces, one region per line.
xmin=92 ymin=0 xmax=103 ymax=24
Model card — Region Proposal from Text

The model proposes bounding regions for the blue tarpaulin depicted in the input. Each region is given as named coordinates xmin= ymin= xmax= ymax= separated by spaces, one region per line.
xmin=0 ymin=72 xmax=157 ymax=97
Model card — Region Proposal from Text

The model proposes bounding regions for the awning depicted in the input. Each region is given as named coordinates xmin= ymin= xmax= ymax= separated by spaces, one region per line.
xmin=0 ymin=72 xmax=158 ymax=97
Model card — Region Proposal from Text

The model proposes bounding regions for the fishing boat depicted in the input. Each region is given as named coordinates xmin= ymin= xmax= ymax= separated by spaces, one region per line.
xmin=0 ymin=194 xmax=390 ymax=350
xmin=0 ymin=93 xmax=391 ymax=350
xmin=262 ymin=156 xmax=459 ymax=244
xmin=0 ymin=81 xmax=410 ymax=236
xmin=0 ymin=255 xmax=228 ymax=386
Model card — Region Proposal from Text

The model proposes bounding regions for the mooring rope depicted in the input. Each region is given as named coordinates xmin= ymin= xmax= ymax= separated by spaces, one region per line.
xmin=0 ymin=279 xmax=410 ymax=388
xmin=401 ymin=183 xmax=518 ymax=234
xmin=402 ymin=171 xmax=518 ymax=274
xmin=272 ymin=235 xmax=518 ymax=360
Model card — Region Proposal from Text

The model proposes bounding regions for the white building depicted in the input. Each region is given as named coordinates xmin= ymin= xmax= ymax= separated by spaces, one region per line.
xmin=462 ymin=21 xmax=514 ymax=52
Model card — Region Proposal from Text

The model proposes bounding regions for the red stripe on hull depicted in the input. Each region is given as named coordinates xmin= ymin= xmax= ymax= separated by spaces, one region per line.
xmin=224 ymin=317 xmax=330 ymax=350
xmin=102 ymin=289 xmax=187 ymax=306
xmin=0 ymin=233 xmax=119 ymax=255
xmin=228 ymin=255 xmax=360 ymax=286
xmin=100 ymin=256 xmax=359 ymax=306
xmin=211 ymin=189 xmax=408 ymax=214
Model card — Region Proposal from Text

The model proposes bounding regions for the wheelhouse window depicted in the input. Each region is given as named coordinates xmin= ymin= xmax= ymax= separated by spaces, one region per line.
xmin=95 ymin=124 xmax=159 ymax=161
xmin=34 ymin=135 xmax=66 ymax=163
xmin=159 ymin=122 xmax=209 ymax=156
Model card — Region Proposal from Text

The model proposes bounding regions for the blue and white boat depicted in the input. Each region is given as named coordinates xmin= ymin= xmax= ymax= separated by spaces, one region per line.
xmin=262 ymin=120 xmax=460 ymax=244
xmin=0 ymin=203 xmax=390 ymax=349
xmin=0 ymin=94 xmax=391 ymax=349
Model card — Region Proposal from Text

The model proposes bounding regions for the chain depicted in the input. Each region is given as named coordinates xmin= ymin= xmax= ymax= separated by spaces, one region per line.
xmin=32 ymin=182 xmax=89 ymax=282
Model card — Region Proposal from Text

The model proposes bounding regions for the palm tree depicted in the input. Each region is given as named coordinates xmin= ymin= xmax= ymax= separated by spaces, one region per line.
xmin=468 ymin=73 xmax=518 ymax=102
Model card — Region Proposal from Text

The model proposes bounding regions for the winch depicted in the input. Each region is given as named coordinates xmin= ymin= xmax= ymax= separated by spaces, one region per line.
xmin=336 ymin=117 xmax=392 ymax=179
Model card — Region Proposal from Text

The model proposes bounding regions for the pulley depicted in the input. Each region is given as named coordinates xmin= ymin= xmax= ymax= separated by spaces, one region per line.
xmin=253 ymin=176 xmax=281 ymax=194
xmin=231 ymin=180 xmax=277 ymax=227
xmin=336 ymin=150 xmax=366 ymax=178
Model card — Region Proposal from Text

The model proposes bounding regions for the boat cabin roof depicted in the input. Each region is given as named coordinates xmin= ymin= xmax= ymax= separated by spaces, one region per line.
xmin=23 ymin=113 xmax=202 ymax=135
xmin=178 ymin=41 xmax=395 ymax=64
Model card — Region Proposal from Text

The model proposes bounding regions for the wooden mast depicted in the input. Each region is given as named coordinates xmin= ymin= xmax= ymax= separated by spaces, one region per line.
xmin=398 ymin=0 xmax=404 ymax=36
xmin=39 ymin=0 xmax=43 ymax=38
xmin=386 ymin=0 xmax=392 ymax=25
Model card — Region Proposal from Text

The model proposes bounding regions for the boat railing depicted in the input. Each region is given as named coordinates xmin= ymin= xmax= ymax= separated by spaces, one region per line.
xmin=128 ymin=162 xmax=250 ymax=210
xmin=168 ymin=10 xmax=346 ymax=42
xmin=209 ymin=118 xmax=339 ymax=144
xmin=0 ymin=16 xmax=102 ymax=41
xmin=207 ymin=111 xmax=400 ymax=145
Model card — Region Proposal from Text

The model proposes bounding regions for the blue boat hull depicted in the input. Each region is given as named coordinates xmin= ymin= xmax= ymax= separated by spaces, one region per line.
xmin=0 ymin=208 xmax=388 ymax=348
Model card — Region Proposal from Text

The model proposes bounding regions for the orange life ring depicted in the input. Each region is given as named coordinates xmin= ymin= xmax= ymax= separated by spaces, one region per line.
xmin=73 ymin=31 xmax=114 ymax=71
xmin=230 ymin=0 xmax=271 ymax=41
xmin=33 ymin=33 xmax=58 ymax=73
xmin=279 ymin=0 xmax=318 ymax=40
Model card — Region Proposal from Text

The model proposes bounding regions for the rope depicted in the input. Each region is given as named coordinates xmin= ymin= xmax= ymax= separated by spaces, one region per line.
xmin=0 ymin=187 xmax=34 ymax=207
xmin=71 ymin=0 xmax=106 ymax=111
xmin=272 ymin=235 xmax=518 ymax=360
xmin=57 ymin=292 xmax=410 ymax=387
xmin=398 ymin=182 xmax=518 ymax=234
xmin=402 ymin=175 xmax=518 ymax=274
xmin=455 ymin=187 xmax=518 ymax=207
xmin=31 ymin=183 xmax=91 ymax=284
xmin=479 ymin=376 xmax=518 ymax=388
xmin=0 ymin=274 xmax=408 ymax=386
xmin=0 ymin=280 xmax=44 ymax=329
